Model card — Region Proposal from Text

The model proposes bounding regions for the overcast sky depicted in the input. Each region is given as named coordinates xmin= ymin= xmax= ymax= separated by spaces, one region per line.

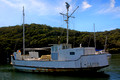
xmin=0 ymin=0 xmax=120 ymax=32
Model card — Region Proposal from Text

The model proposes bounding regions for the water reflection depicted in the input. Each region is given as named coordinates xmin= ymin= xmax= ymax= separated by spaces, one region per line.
xmin=1 ymin=70 xmax=110 ymax=80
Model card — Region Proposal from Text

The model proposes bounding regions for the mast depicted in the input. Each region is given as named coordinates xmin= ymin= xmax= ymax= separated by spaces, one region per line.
xmin=60 ymin=2 xmax=79 ymax=44
xmin=66 ymin=2 xmax=70 ymax=44
xmin=23 ymin=6 xmax=25 ymax=55
xmin=94 ymin=23 xmax=96 ymax=49
xmin=104 ymin=36 xmax=107 ymax=52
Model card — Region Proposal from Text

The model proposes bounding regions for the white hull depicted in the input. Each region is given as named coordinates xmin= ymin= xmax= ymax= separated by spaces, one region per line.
xmin=11 ymin=54 xmax=109 ymax=72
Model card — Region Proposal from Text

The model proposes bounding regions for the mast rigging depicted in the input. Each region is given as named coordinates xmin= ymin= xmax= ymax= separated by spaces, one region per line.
xmin=60 ymin=2 xmax=79 ymax=44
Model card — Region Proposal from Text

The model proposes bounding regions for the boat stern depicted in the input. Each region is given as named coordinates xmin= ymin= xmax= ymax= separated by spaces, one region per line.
xmin=80 ymin=54 xmax=109 ymax=70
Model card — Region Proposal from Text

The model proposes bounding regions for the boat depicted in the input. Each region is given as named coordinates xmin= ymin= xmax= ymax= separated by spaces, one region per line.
xmin=95 ymin=36 xmax=111 ymax=59
xmin=93 ymin=24 xmax=111 ymax=59
xmin=11 ymin=2 xmax=110 ymax=72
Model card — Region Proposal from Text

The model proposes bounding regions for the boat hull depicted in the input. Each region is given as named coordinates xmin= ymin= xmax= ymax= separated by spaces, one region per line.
xmin=13 ymin=65 xmax=108 ymax=72
xmin=11 ymin=54 xmax=109 ymax=72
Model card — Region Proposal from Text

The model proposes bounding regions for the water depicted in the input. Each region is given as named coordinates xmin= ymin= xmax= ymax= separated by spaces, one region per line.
xmin=0 ymin=54 xmax=120 ymax=80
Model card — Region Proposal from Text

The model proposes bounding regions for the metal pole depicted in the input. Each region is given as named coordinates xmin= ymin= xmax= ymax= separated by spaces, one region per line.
xmin=65 ymin=2 xmax=70 ymax=44
xmin=63 ymin=2 xmax=78 ymax=44
xmin=67 ymin=8 xmax=69 ymax=44
xmin=94 ymin=23 xmax=96 ymax=49
xmin=23 ymin=6 xmax=25 ymax=55
xmin=104 ymin=36 xmax=107 ymax=51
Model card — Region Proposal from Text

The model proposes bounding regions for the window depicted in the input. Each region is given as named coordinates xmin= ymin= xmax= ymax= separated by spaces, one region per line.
xmin=51 ymin=46 xmax=54 ymax=52
xmin=55 ymin=46 xmax=58 ymax=52
xmin=63 ymin=46 xmax=65 ymax=49
xmin=70 ymin=52 xmax=75 ymax=55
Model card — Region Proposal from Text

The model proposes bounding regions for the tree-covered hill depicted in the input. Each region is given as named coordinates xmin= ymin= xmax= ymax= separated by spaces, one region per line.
xmin=0 ymin=23 xmax=120 ymax=65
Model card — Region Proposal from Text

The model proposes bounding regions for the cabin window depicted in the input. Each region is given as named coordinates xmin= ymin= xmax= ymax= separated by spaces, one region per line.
xmin=65 ymin=45 xmax=68 ymax=49
xmin=70 ymin=52 xmax=75 ymax=55
xmin=63 ymin=46 xmax=65 ymax=49
xmin=52 ymin=46 xmax=58 ymax=52
xmin=55 ymin=46 xmax=58 ymax=52
xmin=51 ymin=46 xmax=54 ymax=52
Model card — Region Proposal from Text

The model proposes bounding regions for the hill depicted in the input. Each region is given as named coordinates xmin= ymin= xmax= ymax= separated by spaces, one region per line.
xmin=0 ymin=23 xmax=120 ymax=65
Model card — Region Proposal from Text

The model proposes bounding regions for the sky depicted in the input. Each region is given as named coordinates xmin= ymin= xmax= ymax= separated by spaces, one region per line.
xmin=0 ymin=0 xmax=120 ymax=32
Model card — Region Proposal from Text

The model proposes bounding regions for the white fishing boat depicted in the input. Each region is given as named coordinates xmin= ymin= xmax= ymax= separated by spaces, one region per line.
xmin=11 ymin=2 xmax=110 ymax=72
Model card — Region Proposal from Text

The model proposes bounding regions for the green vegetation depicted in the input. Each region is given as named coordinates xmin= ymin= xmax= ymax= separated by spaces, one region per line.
xmin=0 ymin=23 xmax=120 ymax=65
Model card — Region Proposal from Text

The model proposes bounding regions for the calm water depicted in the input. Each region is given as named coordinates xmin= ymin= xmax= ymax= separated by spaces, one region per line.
xmin=0 ymin=54 xmax=120 ymax=80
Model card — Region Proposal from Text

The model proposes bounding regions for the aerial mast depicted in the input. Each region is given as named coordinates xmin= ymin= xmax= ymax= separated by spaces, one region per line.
xmin=60 ymin=2 xmax=79 ymax=44
xmin=65 ymin=2 xmax=70 ymax=44
xmin=23 ymin=6 xmax=25 ymax=55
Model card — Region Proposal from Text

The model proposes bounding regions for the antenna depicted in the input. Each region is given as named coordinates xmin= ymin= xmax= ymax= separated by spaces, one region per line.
xmin=23 ymin=6 xmax=25 ymax=55
xmin=60 ymin=2 xmax=79 ymax=44
xmin=69 ymin=6 xmax=79 ymax=18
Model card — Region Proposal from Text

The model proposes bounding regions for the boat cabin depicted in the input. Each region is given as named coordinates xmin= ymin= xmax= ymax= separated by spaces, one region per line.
xmin=51 ymin=44 xmax=96 ymax=61
xmin=13 ymin=44 xmax=96 ymax=61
